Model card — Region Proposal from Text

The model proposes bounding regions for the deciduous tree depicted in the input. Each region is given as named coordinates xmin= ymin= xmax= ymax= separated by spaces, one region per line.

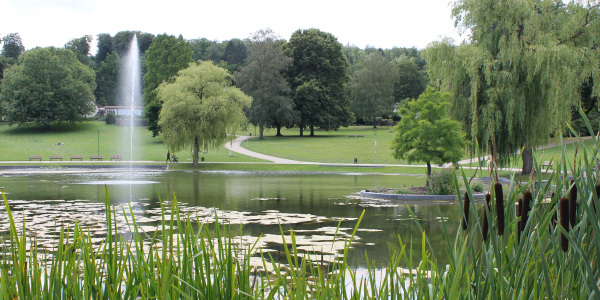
xmin=391 ymin=87 xmax=467 ymax=184
xmin=285 ymin=28 xmax=353 ymax=136
xmin=349 ymin=52 xmax=398 ymax=127
xmin=0 ymin=47 xmax=96 ymax=127
xmin=94 ymin=52 xmax=120 ymax=106
xmin=158 ymin=61 xmax=251 ymax=166
xmin=65 ymin=35 xmax=93 ymax=65
xmin=394 ymin=59 xmax=426 ymax=103
xmin=143 ymin=34 xmax=193 ymax=136
xmin=425 ymin=0 xmax=600 ymax=174
xmin=1 ymin=33 xmax=25 ymax=60
xmin=235 ymin=29 xmax=295 ymax=138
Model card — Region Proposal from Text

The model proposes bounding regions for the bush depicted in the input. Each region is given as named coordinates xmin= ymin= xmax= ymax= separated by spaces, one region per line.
xmin=104 ymin=112 xmax=116 ymax=124
xmin=428 ymin=168 xmax=456 ymax=195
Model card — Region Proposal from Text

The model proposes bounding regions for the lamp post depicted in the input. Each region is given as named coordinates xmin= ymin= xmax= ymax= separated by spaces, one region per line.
xmin=374 ymin=130 xmax=377 ymax=164
xmin=97 ymin=131 xmax=100 ymax=156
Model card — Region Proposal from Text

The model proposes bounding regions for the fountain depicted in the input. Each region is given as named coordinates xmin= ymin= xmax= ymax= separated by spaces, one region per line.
xmin=118 ymin=34 xmax=142 ymax=166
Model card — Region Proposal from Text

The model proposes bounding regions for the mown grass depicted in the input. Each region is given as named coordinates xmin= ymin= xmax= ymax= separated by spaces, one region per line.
xmin=0 ymin=122 xmax=265 ymax=163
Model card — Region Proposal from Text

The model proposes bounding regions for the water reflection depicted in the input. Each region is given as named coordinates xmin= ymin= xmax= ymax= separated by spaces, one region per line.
xmin=0 ymin=170 xmax=467 ymax=267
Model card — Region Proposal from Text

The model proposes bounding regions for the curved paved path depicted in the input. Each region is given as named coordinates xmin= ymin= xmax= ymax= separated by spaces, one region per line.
xmin=224 ymin=136 xmax=314 ymax=164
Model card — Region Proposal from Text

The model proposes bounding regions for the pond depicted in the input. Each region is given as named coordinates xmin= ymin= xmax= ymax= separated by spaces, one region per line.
xmin=0 ymin=169 xmax=470 ymax=268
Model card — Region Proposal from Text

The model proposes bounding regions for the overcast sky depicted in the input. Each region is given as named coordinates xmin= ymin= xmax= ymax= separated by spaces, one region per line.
xmin=2 ymin=0 xmax=465 ymax=52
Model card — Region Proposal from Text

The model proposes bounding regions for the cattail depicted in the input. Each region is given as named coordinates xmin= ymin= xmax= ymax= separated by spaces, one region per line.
xmin=462 ymin=191 xmax=470 ymax=230
xmin=549 ymin=193 xmax=557 ymax=233
xmin=521 ymin=190 xmax=532 ymax=232
xmin=482 ymin=193 xmax=491 ymax=240
xmin=594 ymin=184 xmax=600 ymax=215
xmin=569 ymin=180 xmax=577 ymax=228
xmin=560 ymin=197 xmax=570 ymax=252
xmin=517 ymin=198 xmax=522 ymax=241
xmin=495 ymin=183 xmax=505 ymax=236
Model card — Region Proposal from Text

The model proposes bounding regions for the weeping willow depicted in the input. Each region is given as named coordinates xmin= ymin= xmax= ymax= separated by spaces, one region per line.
xmin=425 ymin=0 xmax=600 ymax=173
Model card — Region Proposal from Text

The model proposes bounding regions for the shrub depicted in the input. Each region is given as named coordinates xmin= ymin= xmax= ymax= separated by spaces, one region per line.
xmin=104 ymin=112 xmax=116 ymax=124
xmin=427 ymin=168 xmax=456 ymax=195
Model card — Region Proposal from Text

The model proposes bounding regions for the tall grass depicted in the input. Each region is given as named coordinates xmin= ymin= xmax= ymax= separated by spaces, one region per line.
xmin=1 ymin=121 xmax=599 ymax=298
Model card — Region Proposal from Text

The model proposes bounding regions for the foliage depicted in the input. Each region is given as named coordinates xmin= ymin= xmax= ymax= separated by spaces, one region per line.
xmin=95 ymin=33 xmax=114 ymax=64
xmin=0 ymin=47 xmax=96 ymax=127
xmin=394 ymin=59 xmax=426 ymax=103
xmin=189 ymin=37 xmax=215 ymax=61
xmin=285 ymin=28 xmax=353 ymax=136
xmin=349 ymin=52 xmax=398 ymax=127
xmin=235 ymin=29 xmax=295 ymax=138
xmin=104 ymin=111 xmax=116 ymax=124
xmin=570 ymin=110 xmax=600 ymax=136
xmin=94 ymin=52 xmax=120 ymax=106
xmin=222 ymin=38 xmax=247 ymax=72
xmin=391 ymin=87 xmax=467 ymax=181
xmin=64 ymin=35 xmax=93 ymax=65
xmin=427 ymin=168 xmax=456 ymax=195
xmin=1 ymin=33 xmax=25 ymax=60
xmin=424 ymin=0 xmax=600 ymax=174
xmin=113 ymin=31 xmax=154 ymax=57
xmin=158 ymin=61 xmax=251 ymax=166
xmin=144 ymin=34 xmax=193 ymax=136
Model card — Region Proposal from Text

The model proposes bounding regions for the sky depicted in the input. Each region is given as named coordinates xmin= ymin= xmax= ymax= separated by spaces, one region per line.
xmin=2 ymin=0 xmax=465 ymax=53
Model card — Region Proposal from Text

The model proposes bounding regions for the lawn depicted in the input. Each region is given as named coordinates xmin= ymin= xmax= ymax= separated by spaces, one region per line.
xmin=0 ymin=122 xmax=265 ymax=163
xmin=241 ymin=125 xmax=410 ymax=165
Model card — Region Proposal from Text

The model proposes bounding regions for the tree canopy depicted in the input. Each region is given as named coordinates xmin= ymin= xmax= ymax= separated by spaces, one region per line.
xmin=1 ymin=33 xmax=25 ymax=60
xmin=143 ymin=34 xmax=193 ymax=136
xmin=0 ymin=47 xmax=96 ymax=127
xmin=285 ymin=28 xmax=353 ymax=136
xmin=391 ymin=87 xmax=467 ymax=181
xmin=235 ymin=29 xmax=295 ymax=138
xmin=425 ymin=0 xmax=600 ymax=174
xmin=65 ymin=35 xmax=93 ymax=65
xmin=394 ymin=59 xmax=426 ymax=103
xmin=349 ymin=52 xmax=398 ymax=127
xmin=157 ymin=61 xmax=252 ymax=166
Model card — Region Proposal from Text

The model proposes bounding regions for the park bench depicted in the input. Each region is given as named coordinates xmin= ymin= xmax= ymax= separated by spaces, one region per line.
xmin=542 ymin=161 xmax=554 ymax=168
xmin=110 ymin=155 xmax=120 ymax=161
xmin=357 ymin=135 xmax=364 ymax=138
xmin=348 ymin=135 xmax=356 ymax=138
xmin=29 ymin=155 xmax=42 ymax=161
xmin=90 ymin=155 xmax=103 ymax=161
xmin=70 ymin=156 xmax=83 ymax=161
xmin=49 ymin=155 xmax=62 ymax=161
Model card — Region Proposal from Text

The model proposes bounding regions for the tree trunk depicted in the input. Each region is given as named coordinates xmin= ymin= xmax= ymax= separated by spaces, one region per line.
xmin=310 ymin=125 xmax=315 ymax=136
xmin=276 ymin=125 xmax=283 ymax=136
xmin=522 ymin=147 xmax=533 ymax=175
xmin=192 ymin=138 xmax=200 ymax=167
xmin=259 ymin=124 xmax=264 ymax=139
xmin=299 ymin=121 xmax=304 ymax=137
xmin=426 ymin=161 xmax=432 ymax=187
xmin=373 ymin=115 xmax=377 ymax=129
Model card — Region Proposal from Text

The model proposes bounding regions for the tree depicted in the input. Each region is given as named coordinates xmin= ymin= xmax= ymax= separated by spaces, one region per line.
xmin=1 ymin=33 xmax=25 ymax=60
xmin=157 ymin=61 xmax=251 ymax=166
xmin=285 ymin=28 xmax=353 ymax=136
xmin=0 ymin=47 xmax=96 ymax=127
xmin=235 ymin=29 xmax=295 ymax=138
xmin=391 ymin=87 xmax=467 ymax=184
xmin=425 ymin=0 xmax=600 ymax=174
xmin=114 ymin=31 xmax=154 ymax=57
xmin=189 ymin=38 xmax=214 ymax=61
xmin=94 ymin=52 xmax=120 ymax=106
xmin=222 ymin=38 xmax=247 ymax=72
xmin=65 ymin=35 xmax=93 ymax=65
xmin=394 ymin=59 xmax=426 ymax=103
xmin=143 ymin=34 xmax=193 ymax=136
xmin=349 ymin=52 xmax=398 ymax=127
xmin=95 ymin=33 xmax=114 ymax=64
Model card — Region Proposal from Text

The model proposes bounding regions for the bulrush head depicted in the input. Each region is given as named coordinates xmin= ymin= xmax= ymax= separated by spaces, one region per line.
xmin=569 ymin=180 xmax=577 ymax=228
xmin=521 ymin=190 xmax=532 ymax=232
xmin=595 ymin=184 xmax=600 ymax=214
xmin=482 ymin=193 xmax=491 ymax=240
xmin=560 ymin=197 xmax=570 ymax=252
xmin=517 ymin=198 xmax=522 ymax=242
xmin=462 ymin=191 xmax=469 ymax=230
xmin=495 ymin=183 xmax=505 ymax=236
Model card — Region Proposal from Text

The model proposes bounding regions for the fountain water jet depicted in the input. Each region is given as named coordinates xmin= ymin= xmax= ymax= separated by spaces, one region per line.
xmin=119 ymin=34 xmax=142 ymax=166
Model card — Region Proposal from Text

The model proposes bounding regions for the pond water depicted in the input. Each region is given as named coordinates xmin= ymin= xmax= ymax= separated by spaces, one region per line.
xmin=0 ymin=170 xmax=468 ymax=268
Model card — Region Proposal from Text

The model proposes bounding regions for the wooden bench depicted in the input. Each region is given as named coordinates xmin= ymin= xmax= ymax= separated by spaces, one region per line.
xmin=49 ymin=155 xmax=62 ymax=161
xmin=70 ymin=156 xmax=83 ymax=161
xmin=542 ymin=161 xmax=554 ymax=168
xmin=90 ymin=155 xmax=103 ymax=161
xmin=348 ymin=135 xmax=356 ymax=138
xmin=29 ymin=155 xmax=42 ymax=161
xmin=110 ymin=155 xmax=120 ymax=161
xmin=357 ymin=134 xmax=365 ymax=138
